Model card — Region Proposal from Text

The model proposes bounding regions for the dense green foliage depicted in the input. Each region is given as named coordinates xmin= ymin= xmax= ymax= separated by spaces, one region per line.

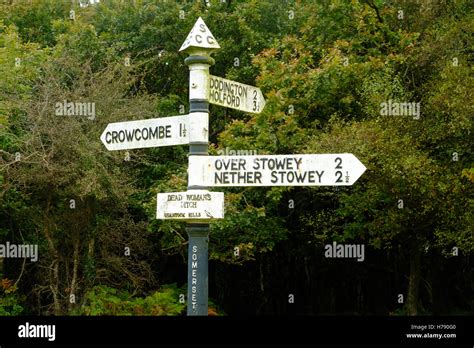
xmin=0 ymin=0 xmax=472 ymax=316
xmin=0 ymin=278 xmax=24 ymax=315
xmin=76 ymin=284 xmax=185 ymax=316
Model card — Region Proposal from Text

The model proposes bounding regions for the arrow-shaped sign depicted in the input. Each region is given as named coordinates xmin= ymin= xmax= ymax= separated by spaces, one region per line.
xmin=100 ymin=115 xmax=189 ymax=151
xmin=188 ymin=154 xmax=366 ymax=187
xmin=100 ymin=114 xmax=207 ymax=151
xmin=209 ymin=75 xmax=266 ymax=114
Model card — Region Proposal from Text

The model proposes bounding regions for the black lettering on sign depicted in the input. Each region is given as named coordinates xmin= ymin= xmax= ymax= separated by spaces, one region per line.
xmin=186 ymin=193 xmax=211 ymax=201
xmin=148 ymin=127 xmax=155 ymax=139
xmin=112 ymin=131 xmax=118 ymax=143
xmin=210 ymin=78 xmax=248 ymax=105
xmin=271 ymin=170 xmax=324 ymax=184
xmin=181 ymin=201 xmax=197 ymax=208
xmin=294 ymin=171 xmax=306 ymax=182
xmin=179 ymin=123 xmax=186 ymax=137
xmin=252 ymin=158 xmax=259 ymax=170
xmin=316 ymin=170 xmax=324 ymax=183
xmin=252 ymin=90 xmax=258 ymax=111
xmin=270 ymin=171 xmax=278 ymax=183
xmin=215 ymin=172 xmax=227 ymax=184
xmin=215 ymin=158 xmax=247 ymax=171
xmin=164 ymin=213 xmax=185 ymax=217
xmin=142 ymin=127 xmax=149 ymax=139
xmin=106 ymin=125 xmax=172 ymax=144
xmin=167 ymin=194 xmax=182 ymax=201
xmin=214 ymin=171 xmax=262 ymax=184
xmin=287 ymin=171 xmax=295 ymax=183
xmin=252 ymin=157 xmax=302 ymax=170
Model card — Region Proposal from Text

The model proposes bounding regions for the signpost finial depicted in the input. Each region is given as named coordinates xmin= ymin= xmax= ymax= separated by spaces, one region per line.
xmin=179 ymin=17 xmax=220 ymax=53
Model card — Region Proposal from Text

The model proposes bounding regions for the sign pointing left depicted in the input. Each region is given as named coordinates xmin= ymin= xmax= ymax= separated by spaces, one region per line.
xmin=101 ymin=114 xmax=193 ymax=151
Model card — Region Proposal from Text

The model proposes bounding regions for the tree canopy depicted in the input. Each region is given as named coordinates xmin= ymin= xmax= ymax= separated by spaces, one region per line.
xmin=0 ymin=0 xmax=472 ymax=316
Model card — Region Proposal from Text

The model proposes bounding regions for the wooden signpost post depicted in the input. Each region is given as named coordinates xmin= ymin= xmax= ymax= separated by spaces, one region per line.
xmin=100 ymin=16 xmax=367 ymax=316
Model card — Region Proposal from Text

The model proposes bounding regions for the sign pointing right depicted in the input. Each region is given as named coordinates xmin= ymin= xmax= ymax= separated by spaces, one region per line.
xmin=209 ymin=75 xmax=266 ymax=114
xmin=188 ymin=154 xmax=366 ymax=187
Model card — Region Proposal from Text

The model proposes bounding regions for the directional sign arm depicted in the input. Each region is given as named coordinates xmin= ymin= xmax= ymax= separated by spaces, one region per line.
xmin=100 ymin=114 xmax=209 ymax=151
xmin=188 ymin=154 xmax=366 ymax=187
xmin=157 ymin=191 xmax=224 ymax=220
xmin=209 ymin=75 xmax=266 ymax=114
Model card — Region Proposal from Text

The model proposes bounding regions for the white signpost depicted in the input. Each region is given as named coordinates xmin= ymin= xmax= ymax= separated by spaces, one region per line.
xmin=100 ymin=16 xmax=368 ymax=317
xmin=157 ymin=190 xmax=224 ymax=220
xmin=188 ymin=154 xmax=366 ymax=187
xmin=209 ymin=75 xmax=266 ymax=114
xmin=100 ymin=114 xmax=208 ymax=151
xmin=179 ymin=17 xmax=220 ymax=316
